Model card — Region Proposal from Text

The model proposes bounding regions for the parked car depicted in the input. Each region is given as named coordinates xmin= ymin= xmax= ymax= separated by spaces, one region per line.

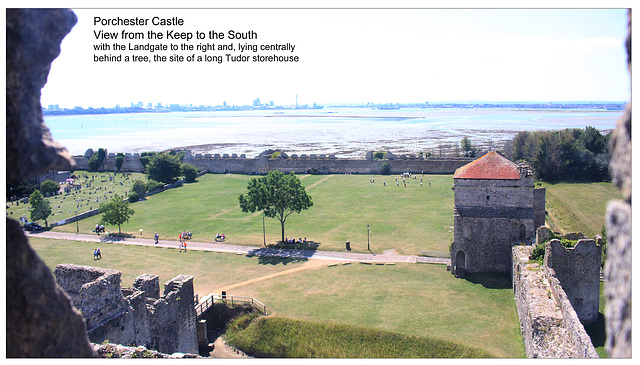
xmin=23 ymin=222 xmax=42 ymax=231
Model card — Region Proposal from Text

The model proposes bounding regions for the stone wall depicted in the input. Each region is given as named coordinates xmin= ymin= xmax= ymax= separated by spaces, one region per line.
xmin=54 ymin=265 xmax=198 ymax=355
xmin=544 ymin=239 xmax=602 ymax=325
xmin=533 ymin=188 xmax=546 ymax=230
xmin=512 ymin=246 xmax=599 ymax=358
xmin=73 ymin=150 xmax=473 ymax=175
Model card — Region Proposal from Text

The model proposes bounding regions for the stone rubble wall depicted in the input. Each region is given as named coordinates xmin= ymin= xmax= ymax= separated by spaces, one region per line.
xmin=72 ymin=150 xmax=473 ymax=175
xmin=544 ymin=239 xmax=602 ymax=325
xmin=512 ymin=246 xmax=599 ymax=358
xmin=54 ymin=265 xmax=198 ymax=355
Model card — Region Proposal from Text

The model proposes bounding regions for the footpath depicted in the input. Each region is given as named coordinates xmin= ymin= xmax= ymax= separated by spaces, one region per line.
xmin=25 ymin=231 xmax=449 ymax=265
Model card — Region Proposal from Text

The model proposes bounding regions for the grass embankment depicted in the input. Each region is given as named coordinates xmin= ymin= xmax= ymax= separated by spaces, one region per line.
xmin=29 ymin=237 xmax=524 ymax=358
xmin=541 ymin=181 xmax=622 ymax=237
xmin=51 ymin=173 xmax=455 ymax=255
xmin=225 ymin=316 xmax=494 ymax=358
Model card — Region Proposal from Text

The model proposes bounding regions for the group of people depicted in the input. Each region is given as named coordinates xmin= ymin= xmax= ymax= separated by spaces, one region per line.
xmin=215 ymin=233 xmax=226 ymax=242
xmin=93 ymin=247 xmax=101 ymax=260
xmin=284 ymin=237 xmax=307 ymax=244
xmin=180 ymin=230 xmax=192 ymax=240
xmin=375 ymin=174 xmax=431 ymax=188
xmin=94 ymin=224 xmax=106 ymax=234
xmin=178 ymin=231 xmax=188 ymax=252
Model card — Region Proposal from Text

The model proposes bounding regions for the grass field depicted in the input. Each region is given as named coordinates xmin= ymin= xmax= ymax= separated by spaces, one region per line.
xmin=540 ymin=181 xmax=622 ymax=237
xmin=29 ymin=236 xmax=525 ymax=358
xmin=52 ymin=173 xmax=456 ymax=255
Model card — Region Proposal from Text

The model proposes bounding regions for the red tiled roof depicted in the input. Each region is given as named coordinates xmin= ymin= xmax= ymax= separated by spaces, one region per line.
xmin=453 ymin=151 xmax=521 ymax=180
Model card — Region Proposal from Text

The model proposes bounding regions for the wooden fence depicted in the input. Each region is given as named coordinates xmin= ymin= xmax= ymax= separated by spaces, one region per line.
xmin=195 ymin=293 xmax=267 ymax=317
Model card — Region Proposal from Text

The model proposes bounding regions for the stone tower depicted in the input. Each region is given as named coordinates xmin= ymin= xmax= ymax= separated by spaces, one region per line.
xmin=450 ymin=151 xmax=545 ymax=276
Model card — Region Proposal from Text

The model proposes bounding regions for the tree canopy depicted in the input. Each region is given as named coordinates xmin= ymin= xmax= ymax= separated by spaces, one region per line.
xmin=146 ymin=153 xmax=182 ymax=184
xmin=238 ymin=170 xmax=313 ymax=242
xmin=99 ymin=195 xmax=135 ymax=234
xmin=39 ymin=179 xmax=60 ymax=196
xmin=182 ymin=163 xmax=198 ymax=183
xmin=508 ymin=126 xmax=610 ymax=182
xmin=29 ymin=189 xmax=52 ymax=227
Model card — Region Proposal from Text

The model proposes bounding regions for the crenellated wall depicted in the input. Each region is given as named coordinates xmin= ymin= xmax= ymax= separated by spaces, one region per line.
xmin=512 ymin=243 xmax=600 ymax=358
xmin=73 ymin=149 xmax=473 ymax=175
xmin=54 ymin=265 xmax=198 ymax=355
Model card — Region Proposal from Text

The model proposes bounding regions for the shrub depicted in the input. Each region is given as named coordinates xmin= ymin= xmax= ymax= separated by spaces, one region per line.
xmin=181 ymin=163 xmax=198 ymax=183
xmin=128 ymin=191 xmax=140 ymax=203
xmin=146 ymin=179 xmax=164 ymax=192
xmin=373 ymin=151 xmax=385 ymax=160
xmin=130 ymin=179 xmax=147 ymax=201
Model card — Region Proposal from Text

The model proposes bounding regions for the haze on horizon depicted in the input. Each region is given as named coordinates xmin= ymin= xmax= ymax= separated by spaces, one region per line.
xmin=40 ymin=8 xmax=630 ymax=109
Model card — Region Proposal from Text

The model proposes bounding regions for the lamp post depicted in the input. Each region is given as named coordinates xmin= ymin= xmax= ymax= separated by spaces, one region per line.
xmin=262 ymin=213 xmax=266 ymax=247
xmin=366 ymin=224 xmax=370 ymax=252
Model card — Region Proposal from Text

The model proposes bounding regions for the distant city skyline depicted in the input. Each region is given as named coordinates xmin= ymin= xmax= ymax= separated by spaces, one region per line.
xmin=39 ymin=7 xmax=631 ymax=109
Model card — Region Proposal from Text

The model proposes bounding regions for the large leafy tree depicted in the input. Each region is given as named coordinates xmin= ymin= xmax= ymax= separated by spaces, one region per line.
xmin=39 ymin=179 xmax=60 ymax=196
xmin=239 ymin=170 xmax=313 ymax=242
xmin=29 ymin=189 xmax=52 ymax=227
xmin=146 ymin=153 xmax=182 ymax=184
xmin=99 ymin=195 xmax=135 ymax=234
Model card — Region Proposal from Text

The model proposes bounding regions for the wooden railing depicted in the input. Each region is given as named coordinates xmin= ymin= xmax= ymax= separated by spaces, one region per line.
xmin=195 ymin=293 xmax=267 ymax=317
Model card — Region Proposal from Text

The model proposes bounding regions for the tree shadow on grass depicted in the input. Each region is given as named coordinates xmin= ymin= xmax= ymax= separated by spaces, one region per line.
xmin=100 ymin=232 xmax=135 ymax=242
xmin=247 ymin=241 xmax=322 ymax=266
xmin=463 ymin=272 xmax=513 ymax=289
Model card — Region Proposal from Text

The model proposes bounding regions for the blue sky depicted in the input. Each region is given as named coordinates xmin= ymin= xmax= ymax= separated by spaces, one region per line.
xmin=35 ymin=6 xmax=631 ymax=108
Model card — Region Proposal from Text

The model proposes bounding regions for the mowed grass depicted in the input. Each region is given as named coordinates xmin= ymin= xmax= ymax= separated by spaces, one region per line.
xmin=28 ymin=237 xmax=308 ymax=297
xmin=29 ymin=237 xmax=524 ymax=358
xmin=53 ymin=173 xmax=455 ymax=255
xmin=540 ymin=181 xmax=622 ymax=237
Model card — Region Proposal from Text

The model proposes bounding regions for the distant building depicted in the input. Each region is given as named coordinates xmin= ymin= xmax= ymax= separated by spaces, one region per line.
xmin=253 ymin=98 xmax=261 ymax=107
xmin=450 ymin=151 xmax=545 ymax=276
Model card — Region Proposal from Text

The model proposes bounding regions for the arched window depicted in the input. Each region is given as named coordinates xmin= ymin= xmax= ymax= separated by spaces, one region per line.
xmin=519 ymin=224 xmax=527 ymax=240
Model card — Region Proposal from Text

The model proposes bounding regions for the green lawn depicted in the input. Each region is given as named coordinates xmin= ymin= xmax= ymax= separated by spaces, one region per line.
xmin=540 ymin=181 xmax=622 ymax=237
xmin=29 ymin=237 xmax=524 ymax=358
xmin=51 ymin=173 xmax=455 ymax=255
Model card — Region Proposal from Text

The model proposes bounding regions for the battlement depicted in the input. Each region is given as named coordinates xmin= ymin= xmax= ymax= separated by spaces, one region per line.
xmin=54 ymin=264 xmax=198 ymax=355
xmin=512 ymin=241 xmax=601 ymax=358
xmin=73 ymin=149 xmax=474 ymax=175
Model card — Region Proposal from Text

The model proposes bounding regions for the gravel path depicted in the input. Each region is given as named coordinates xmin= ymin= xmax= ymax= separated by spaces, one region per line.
xmin=25 ymin=230 xmax=449 ymax=265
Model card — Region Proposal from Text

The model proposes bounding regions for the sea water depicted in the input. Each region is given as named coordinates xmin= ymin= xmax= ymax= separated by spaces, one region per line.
xmin=43 ymin=108 xmax=621 ymax=158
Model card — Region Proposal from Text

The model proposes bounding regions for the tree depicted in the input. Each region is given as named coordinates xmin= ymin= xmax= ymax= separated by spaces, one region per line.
xmin=29 ymin=189 xmax=52 ymax=227
xmin=99 ymin=196 xmax=135 ymax=234
xmin=380 ymin=161 xmax=391 ymax=175
xmin=88 ymin=148 xmax=107 ymax=171
xmin=182 ymin=163 xmax=198 ymax=183
xmin=129 ymin=179 xmax=147 ymax=202
xmin=146 ymin=153 xmax=182 ymax=184
xmin=40 ymin=179 xmax=60 ymax=196
xmin=115 ymin=152 xmax=125 ymax=171
xmin=238 ymin=170 xmax=313 ymax=242
xmin=460 ymin=137 xmax=478 ymax=158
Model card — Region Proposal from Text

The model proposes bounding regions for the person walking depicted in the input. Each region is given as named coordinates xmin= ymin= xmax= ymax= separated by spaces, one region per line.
xmin=96 ymin=247 xmax=101 ymax=259
xmin=154 ymin=232 xmax=159 ymax=244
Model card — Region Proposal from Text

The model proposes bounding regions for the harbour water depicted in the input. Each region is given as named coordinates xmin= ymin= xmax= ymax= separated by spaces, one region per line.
xmin=44 ymin=108 xmax=621 ymax=159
